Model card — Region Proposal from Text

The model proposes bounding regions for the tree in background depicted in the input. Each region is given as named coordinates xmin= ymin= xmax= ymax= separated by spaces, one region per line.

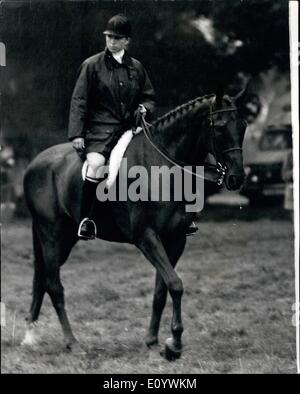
xmin=0 ymin=0 xmax=289 ymax=159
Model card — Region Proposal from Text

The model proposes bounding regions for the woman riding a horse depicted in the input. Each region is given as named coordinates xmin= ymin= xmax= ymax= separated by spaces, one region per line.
xmin=22 ymin=13 xmax=248 ymax=359
xmin=68 ymin=14 xmax=155 ymax=240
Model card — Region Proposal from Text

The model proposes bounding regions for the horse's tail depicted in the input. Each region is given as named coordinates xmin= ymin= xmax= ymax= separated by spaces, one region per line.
xmin=23 ymin=156 xmax=42 ymax=217
xmin=23 ymin=164 xmax=34 ymax=216
xmin=23 ymin=150 xmax=60 ymax=220
xmin=32 ymin=222 xmax=44 ymax=270
xmin=21 ymin=221 xmax=47 ymax=329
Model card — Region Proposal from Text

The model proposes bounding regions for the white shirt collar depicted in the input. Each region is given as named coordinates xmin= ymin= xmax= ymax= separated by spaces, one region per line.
xmin=112 ymin=49 xmax=125 ymax=64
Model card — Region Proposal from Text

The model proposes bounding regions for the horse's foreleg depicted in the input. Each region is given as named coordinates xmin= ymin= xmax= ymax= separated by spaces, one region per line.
xmin=138 ymin=229 xmax=184 ymax=360
xmin=145 ymin=272 xmax=167 ymax=347
xmin=145 ymin=236 xmax=186 ymax=349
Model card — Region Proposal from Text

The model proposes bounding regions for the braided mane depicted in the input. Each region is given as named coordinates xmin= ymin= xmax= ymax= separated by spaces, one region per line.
xmin=153 ymin=94 xmax=215 ymax=130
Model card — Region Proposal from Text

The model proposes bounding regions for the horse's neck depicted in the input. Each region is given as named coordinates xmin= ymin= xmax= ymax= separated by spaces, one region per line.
xmin=153 ymin=101 xmax=210 ymax=164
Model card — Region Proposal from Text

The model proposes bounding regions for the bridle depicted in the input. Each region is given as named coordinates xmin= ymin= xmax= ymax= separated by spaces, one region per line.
xmin=208 ymin=104 xmax=243 ymax=185
xmin=139 ymin=101 xmax=242 ymax=186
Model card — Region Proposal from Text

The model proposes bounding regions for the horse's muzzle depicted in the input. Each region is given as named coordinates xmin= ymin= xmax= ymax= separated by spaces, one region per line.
xmin=225 ymin=173 xmax=245 ymax=191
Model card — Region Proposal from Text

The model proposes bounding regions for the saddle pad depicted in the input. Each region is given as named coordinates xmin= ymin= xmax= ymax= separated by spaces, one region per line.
xmin=81 ymin=127 xmax=142 ymax=189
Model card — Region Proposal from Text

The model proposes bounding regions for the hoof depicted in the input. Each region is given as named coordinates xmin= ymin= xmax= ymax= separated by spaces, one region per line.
xmin=145 ymin=334 xmax=159 ymax=348
xmin=162 ymin=337 xmax=182 ymax=361
xmin=65 ymin=340 xmax=86 ymax=356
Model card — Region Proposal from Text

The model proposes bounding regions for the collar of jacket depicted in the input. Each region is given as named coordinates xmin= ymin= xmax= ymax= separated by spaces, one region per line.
xmin=104 ymin=48 xmax=134 ymax=71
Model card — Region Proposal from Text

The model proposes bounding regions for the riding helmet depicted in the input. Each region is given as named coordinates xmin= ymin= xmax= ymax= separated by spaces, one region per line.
xmin=103 ymin=14 xmax=131 ymax=38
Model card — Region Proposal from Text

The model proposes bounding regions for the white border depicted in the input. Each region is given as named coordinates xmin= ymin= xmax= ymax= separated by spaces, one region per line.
xmin=289 ymin=0 xmax=299 ymax=374
xmin=0 ymin=0 xmax=298 ymax=375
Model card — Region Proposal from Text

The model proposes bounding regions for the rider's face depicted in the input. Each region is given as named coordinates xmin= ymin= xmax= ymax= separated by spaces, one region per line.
xmin=105 ymin=34 xmax=129 ymax=54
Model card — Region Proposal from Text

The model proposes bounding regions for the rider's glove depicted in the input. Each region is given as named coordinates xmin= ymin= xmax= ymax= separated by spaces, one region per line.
xmin=134 ymin=104 xmax=147 ymax=125
xmin=133 ymin=105 xmax=147 ymax=135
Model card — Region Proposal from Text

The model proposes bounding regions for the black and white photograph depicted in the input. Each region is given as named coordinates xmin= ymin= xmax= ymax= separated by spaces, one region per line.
xmin=1 ymin=0 xmax=298 ymax=376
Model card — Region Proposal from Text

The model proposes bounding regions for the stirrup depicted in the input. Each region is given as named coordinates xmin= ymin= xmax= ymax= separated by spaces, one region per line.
xmin=186 ymin=221 xmax=199 ymax=236
xmin=78 ymin=218 xmax=97 ymax=240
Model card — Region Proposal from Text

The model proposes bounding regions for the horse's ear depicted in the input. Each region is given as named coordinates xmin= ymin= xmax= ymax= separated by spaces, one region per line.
xmin=215 ymin=85 xmax=224 ymax=107
xmin=234 ymin=83 xmax=249 ymax=107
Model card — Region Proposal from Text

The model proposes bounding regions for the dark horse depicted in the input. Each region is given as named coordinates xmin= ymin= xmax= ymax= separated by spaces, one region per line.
xmin=22 ymin=90 xmax=247 ymax=360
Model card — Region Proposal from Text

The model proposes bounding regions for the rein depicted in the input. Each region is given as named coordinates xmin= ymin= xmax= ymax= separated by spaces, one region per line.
xmin=139 ymin=104 xmax=239 ymax=186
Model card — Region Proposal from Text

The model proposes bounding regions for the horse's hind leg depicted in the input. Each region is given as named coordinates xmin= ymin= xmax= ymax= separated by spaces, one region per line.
xmin=40 ymin=223 xmax=80 ymax=351
xmin=45 ymin=261 xmax=77 ymax=350
xmin=145 ymin=236 xmax=186 ymax=349
xmin=22 ymin=225 xmax=46 ymax=346
xmin=23 ymin=219 xmax=79 ymax=351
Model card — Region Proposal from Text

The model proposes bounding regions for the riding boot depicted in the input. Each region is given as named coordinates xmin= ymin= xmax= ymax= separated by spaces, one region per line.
xmin=78 ymin=176 xmax=99 ymax=240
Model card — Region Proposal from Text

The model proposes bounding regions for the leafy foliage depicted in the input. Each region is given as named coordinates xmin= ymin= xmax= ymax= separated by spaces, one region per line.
xmin=0 ymin=0 xmax=289 ymax=158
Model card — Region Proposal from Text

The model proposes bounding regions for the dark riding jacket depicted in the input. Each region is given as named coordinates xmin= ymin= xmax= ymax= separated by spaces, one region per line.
xmin=68 ymin=49 xmax=156 ymax=142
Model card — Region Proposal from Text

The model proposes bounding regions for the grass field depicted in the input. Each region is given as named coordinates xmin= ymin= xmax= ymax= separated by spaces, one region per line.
xmin=1 ymin=205 xmax=296 ymax=374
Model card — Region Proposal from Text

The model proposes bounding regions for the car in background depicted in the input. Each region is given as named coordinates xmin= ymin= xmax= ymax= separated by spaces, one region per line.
xmin=240 ymin=124 xmax=292 ymax=205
